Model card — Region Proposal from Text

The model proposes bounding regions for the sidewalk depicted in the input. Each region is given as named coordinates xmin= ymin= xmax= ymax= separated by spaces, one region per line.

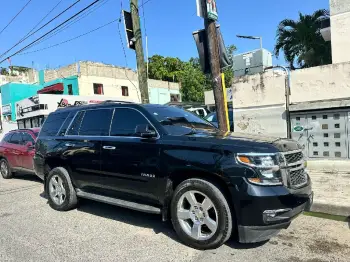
xmin=307 ymin=159 xmax=350 ymax=217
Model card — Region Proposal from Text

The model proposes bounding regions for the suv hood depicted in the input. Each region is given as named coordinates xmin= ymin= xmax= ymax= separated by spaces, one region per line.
xmin=186 ymin=130 xmax=302 ymax=152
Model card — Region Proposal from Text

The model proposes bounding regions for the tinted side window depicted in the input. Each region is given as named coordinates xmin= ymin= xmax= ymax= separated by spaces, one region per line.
xmin=22 ymin=132 xmax=35 ymax=143
xmin=2 ymin=133 xmax=13 ymax=143
xmin=40 ymin=112 xmax=70 ymax=136
xmin=110 ymin=108 xmax=149 ymax=137
xmin=10 ymin=133 xmax=23 ymax=145
xmin=79 ymin=109 xmax=113 ymax=136
xmin=58 ymin=112 xmax=75 ymax=136
xmin=67 ymin=111 xmax=85 ymax=136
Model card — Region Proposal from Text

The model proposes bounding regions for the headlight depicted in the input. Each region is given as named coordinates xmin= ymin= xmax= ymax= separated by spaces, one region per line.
xmin=236 ymin=153 xmax=283 ymax=186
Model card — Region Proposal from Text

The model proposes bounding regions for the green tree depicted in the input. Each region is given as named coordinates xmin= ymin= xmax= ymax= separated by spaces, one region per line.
xmin=0 ymin=67 xmax=8 ymax=75
xmin=148 ymin=55 xmax=183 ymax=82
xmin=147 ymin=44 xmax=237 ymax=103
xmin=178 ymin=62 xmax=206 ymax=102
xmin=274 ymin=9 xmax=331 ymax=69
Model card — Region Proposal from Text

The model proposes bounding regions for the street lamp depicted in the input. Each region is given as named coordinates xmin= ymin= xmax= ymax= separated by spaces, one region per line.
xmin=236 ymin=35 xmax=263 ymax=50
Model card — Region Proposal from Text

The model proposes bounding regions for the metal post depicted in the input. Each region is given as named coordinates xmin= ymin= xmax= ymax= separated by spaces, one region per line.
xmin=264 ymin=65 xmax=292 ymax=139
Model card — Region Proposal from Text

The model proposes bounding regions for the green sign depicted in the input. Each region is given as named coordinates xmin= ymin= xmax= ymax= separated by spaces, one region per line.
xmin=293 ymin=126 xmax=304 ymax=132
xmin=207 ymin=0 xmax=218 ymax=21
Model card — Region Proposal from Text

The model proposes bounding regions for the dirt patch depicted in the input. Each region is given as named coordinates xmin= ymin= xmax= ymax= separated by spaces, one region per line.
xmin=277 ymin=234 xmax=299 ymax=241
xmin=284 ymin=256 xmax=330 ymax=262
xmin=0 ymin=213 xmax=12 ymax=218
xmin=307 ymin=239 xmax=350 ymax=254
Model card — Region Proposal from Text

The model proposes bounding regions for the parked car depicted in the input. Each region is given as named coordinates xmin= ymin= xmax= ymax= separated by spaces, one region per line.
xmin=0 ymin=128 xmax=40 ymax=179
xmin=166 ymin=102 xmax=211 ymax=118
xmin=205 ymin=110 xmax=234 ymax=131
xmin=34 ymin=102 xmax=312 ymax=250
xmin=187 ymin=107 xmax=209 ymax=118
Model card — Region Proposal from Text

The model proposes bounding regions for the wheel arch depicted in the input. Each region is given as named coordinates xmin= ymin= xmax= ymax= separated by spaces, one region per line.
xmin=43 ymin=157 xmax=72 ymax=184
xmin=0 ymin=155 xmax=11 ymax=168
xmin=166 ymin=168 xmax=235 ymax=220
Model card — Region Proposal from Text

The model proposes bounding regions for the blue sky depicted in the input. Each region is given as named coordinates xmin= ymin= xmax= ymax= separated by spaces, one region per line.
xmin=0 ymin=0 xmax=329 ymax=70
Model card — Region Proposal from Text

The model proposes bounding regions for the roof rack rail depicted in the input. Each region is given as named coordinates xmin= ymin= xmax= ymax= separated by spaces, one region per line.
xmin=102 ymin=100 xmax=135 ymax=104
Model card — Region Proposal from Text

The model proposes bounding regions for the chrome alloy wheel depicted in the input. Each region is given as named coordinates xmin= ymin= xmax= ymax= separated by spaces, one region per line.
xmin=177 ymin=191 xmax=218 ymax=241
xmin=1 ymin=161 xmax=8 ymax=177
xmin=49 ymin=175 xmax=67 ymax=205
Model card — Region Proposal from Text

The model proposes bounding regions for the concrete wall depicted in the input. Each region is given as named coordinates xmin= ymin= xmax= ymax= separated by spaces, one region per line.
xmin=290 ymin=62 xmax=350 ymax=103
xmin=330 ymin=0 xmax=350 ymax=64
xmin=44 ymin=63 xmax=78 ymax=82
xmin=234 ymin=105 xmax=287 ymax=138
xmin=205 ymin=61 xmax=350 ymax=137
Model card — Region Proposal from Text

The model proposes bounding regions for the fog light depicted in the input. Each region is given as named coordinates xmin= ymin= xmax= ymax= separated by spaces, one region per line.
xmin=263 ymin=208 xmax=292 ymax=223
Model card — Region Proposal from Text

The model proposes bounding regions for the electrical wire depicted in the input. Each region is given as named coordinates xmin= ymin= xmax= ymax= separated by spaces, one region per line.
xmin=22 ymin=0 xmax=65 ymax=38
xmin=0 ymin=0 xmax=82 ymax=59
xmin=0 ymin=0 xmax=33 ymax=37
xmin=0 ymin=0 xmax=102 ymax=64
xmin=25 ymin=0 xmax=110 ymax=51
xmin=19 ymin=19 xmax=118 ymax=55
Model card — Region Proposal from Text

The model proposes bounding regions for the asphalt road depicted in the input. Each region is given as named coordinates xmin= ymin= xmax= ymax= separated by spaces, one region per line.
xmin=1 ymin=174 xmax=349 ymax=262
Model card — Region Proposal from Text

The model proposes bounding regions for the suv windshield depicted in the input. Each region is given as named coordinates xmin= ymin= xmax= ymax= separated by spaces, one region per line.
xmin=145 ymin=106 xmax=216 ymax=134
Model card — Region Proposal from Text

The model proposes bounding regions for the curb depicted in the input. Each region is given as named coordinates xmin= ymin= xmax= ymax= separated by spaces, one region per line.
xmin=310 ymin=201 xmax=349 ymax=218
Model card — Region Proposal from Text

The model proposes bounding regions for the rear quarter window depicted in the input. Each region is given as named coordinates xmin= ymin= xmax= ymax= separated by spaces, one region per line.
xmin=2 ymin=133 xmax=13 ymax=143
xmin=40 ymin=111 xmax=70 ymax=137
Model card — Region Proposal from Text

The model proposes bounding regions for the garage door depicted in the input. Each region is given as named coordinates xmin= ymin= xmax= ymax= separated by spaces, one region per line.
xmin=291 ymin=112 xmax=348 ymax=159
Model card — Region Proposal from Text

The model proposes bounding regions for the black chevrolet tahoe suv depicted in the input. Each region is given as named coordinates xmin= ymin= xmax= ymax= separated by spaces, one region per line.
xmin=34 ymin=101 xmax=313 ymax=250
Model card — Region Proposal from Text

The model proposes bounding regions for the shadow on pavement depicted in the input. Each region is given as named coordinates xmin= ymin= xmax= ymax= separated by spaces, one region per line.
xmin=12 ymin=173 xmax=42 ymax=184
xmin=77 ymin=199 xmax=180 ymax=243
xmin=225 ymin=239 xmax=268 ymax=249
xmin=77 ymin=199 xmax=268 ymax=250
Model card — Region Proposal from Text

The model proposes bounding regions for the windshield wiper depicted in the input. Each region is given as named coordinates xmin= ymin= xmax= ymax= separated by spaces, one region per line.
xmin=160 ymin=117 xmax=197 ymax=134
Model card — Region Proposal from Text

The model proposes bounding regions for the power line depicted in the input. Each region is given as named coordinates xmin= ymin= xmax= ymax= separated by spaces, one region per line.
xmin=0 ymin=0 xmax=102 ymax=64
xmin=23 ymin=0 xmax=65 ymax=38
xmin=0 ymin=0 xmax=33 ymax=37
xmin=25 ymin=0 xmax=110 ymax=51
xmin=19 ymin=19 xmax=118 ymax=55
xmin=0 ymin=0 xmax=82 ymax=59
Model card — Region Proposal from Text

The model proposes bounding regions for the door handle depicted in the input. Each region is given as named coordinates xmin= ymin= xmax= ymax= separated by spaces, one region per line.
xmin=65 ymin=143 xmax=75 ymax=147
xmin=103 ymin=146 xmax=116 ymax=150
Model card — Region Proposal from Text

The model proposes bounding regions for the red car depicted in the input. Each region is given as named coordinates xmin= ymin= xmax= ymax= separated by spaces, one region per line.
xmin=0 ymin=128 xmax=40 ymax=179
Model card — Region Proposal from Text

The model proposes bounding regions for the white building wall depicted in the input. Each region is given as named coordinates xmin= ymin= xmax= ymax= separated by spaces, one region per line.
xmin=330 ymin=0 xmax=350 ymax=64
xmin=45 ymin=61 xmax=181 ymax=104
xmin=78 ymin=75 xmax=141 ymax=103
xmin=205 ymin=61 xmax=350 ymax=137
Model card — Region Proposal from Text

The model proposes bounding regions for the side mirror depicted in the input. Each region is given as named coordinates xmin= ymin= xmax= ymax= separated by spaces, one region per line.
xmin=135 ymin=124 xmax=157 ymax=139
xmin=25 ymin=141 xmax=34 ymax=150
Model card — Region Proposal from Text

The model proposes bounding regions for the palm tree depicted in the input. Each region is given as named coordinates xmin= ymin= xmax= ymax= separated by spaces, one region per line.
xmin=274 ymin=9 xmax=331 ymax=70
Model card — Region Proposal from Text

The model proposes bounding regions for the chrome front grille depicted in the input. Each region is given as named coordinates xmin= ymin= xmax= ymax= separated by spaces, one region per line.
xmin=289 ymin=167 xmax=308 ymax=188
xmin=281 ymin=150 xmax=308 ymax=188
xmin=284 ymin=151 xmax=304 ymax=165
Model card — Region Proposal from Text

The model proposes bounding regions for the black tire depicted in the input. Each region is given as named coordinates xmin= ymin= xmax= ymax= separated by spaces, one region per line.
xmin=45 ymin=167 xmax=78 ymax=211
xmin=171 ymin=178 xmax=233 ymax=250
xmin=0 ymin=159 xmax=13 ymax=179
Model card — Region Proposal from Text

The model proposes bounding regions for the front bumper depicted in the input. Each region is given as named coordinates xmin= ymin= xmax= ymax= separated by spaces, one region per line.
xmin=238 ymin=196 xmax=313 ymax=243
xmin=229 ymin=176 xmax=313 ymax=243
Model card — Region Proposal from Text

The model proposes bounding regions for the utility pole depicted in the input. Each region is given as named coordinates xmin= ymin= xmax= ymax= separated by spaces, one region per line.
xmin=201 ymin=0 xmax=228 ymax=132
xmin=130 ymin=0 xmax=149 ymax=103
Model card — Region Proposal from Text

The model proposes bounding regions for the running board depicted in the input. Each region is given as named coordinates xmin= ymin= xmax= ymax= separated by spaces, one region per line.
xmin=76 ymin=189 xmax=161 ymax=215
